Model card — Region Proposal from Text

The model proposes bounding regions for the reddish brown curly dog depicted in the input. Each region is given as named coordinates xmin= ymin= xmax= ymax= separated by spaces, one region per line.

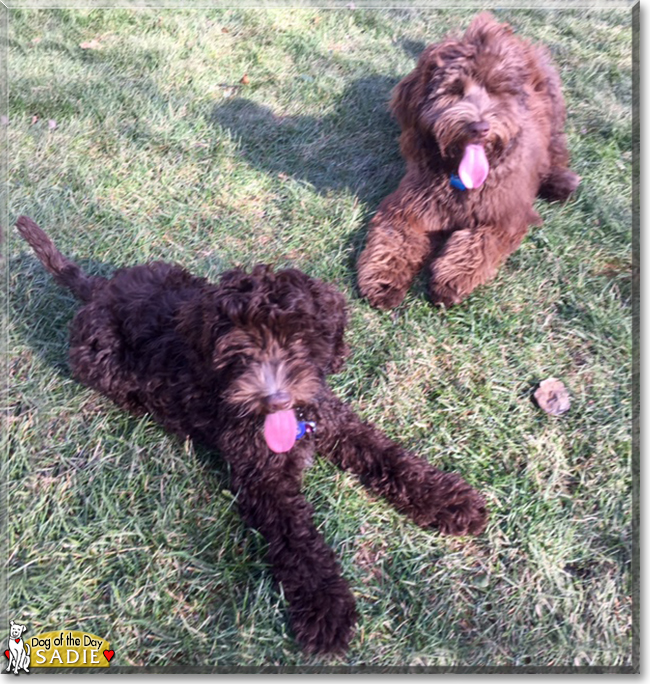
xmin=357 ymin=13 xmax=580 ymax=309
xmin=17 ymin=216 xmax=487 ymax=656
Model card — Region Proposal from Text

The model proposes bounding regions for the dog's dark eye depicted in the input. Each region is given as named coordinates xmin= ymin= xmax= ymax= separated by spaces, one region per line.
xmin=449 ymin=80 xmax=465 ymax=96
xmin=483 ymin=77 xmax=500 ymax=94
xmin=485 ymin=75 xmax=519 ymax=96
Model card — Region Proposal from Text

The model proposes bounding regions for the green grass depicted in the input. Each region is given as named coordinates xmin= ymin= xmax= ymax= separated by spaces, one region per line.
xmin=5 ymin=7 xmax=634 ymax=670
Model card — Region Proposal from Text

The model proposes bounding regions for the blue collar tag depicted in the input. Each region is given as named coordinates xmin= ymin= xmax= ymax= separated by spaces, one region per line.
xmin=450 ymin=173 xmax=467 ymax=191
xmin=296 ymin=420 xmax=316 ymax=440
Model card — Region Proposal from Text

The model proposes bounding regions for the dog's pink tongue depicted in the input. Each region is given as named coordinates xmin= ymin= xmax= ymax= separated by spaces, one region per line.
xmin=264 ymin=409 xmax=298 ymax=453
xmin=458 ymin=143 xmax=489 ymax=189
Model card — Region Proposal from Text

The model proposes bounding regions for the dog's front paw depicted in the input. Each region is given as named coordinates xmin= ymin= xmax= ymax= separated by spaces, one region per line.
xmin=429 ymin=281 xmax=464 ymax=307
xmin=430 ymin=483 xmax=488 ymax=536
xmin=413 ymin=472 xmax=488 ymax=536
xmin=359 ymin=277 xmax=408 ymax=311
xmin=290 ymin=579 xmax=358 ymax=655
xmin=357 ymin=243 xmax=416 ymax=311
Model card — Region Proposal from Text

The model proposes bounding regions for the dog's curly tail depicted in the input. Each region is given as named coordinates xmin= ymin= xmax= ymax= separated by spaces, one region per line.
xmin=16 ymin=216 xmax=101 ymax=302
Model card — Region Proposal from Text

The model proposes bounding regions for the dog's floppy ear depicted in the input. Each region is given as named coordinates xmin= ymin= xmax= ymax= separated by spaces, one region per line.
xmin=390 ymin=40 xmax=456 ymax=129
xmin=306 ymin=277 xmax=349 ymax=374
xmin=390 ymin=43 xmax=444 ymax=128
xmin=390 ymin=67 xmax=423 ymax=129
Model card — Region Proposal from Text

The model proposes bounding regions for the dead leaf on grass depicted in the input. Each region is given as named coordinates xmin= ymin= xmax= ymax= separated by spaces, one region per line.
xmin=534 ymin=377 xmax=571 ymax=416
xmin=31 ymin=115 xmax=39 ymax=125
xmin=240 ymin=73 xmax=250 ymax=85
xmin=48 ymin=119 xmax=57 ymax=130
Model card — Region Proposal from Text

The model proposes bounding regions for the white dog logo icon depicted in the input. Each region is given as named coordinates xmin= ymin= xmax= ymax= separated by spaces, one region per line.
xmin=6 ymin=620 xmax=30 ymax=674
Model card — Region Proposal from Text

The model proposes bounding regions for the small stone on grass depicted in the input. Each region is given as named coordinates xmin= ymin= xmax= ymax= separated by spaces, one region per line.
xmin=534 ymin=377 xmax=570 ymax=416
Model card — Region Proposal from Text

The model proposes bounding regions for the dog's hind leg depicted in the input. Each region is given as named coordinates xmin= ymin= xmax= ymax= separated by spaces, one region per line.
xmin=357 ymin=183 xmax=433 ymax=310
xmin=230 ymin=456 xmax=357 ymax=655
xmin=68 ymin=305 xmax=148 ymax=415
xmin=315 ymin=390 xmax=488 ymax=536
xmin=538 ymin=167 xmax=580 ymax=203
xmin=534 ymin=49 xmax=580 ymax=202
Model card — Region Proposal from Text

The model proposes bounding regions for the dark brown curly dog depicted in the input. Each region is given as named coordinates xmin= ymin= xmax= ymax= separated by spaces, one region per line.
xmin=17 ymin=216 xmax=487 ymax=656
xmin=357 ymin=13 xmax=580 ymax=309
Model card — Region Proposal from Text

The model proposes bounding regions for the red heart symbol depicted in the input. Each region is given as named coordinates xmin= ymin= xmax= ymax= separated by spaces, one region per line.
xmin=103 ymin=650 xmax=114 ymax=662
xmin=4 ymin=650 xmax=9 ymax=659
xmin=15 ymin=639 xmax=20 ymax=643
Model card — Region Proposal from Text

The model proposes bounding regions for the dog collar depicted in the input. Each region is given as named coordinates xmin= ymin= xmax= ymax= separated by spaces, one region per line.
xmin=296 ymin=420 xmax=316 ymax=440
xmin=450 ymin=173 xmax=467 ymax=191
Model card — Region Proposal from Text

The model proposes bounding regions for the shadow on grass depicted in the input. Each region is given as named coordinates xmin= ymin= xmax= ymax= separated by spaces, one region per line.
xmin=9 ymin=252 xmax=113 ymax=370
xmin=14 ymin=36 xmax=418 ymax=304
xmin=209 ymin=74 xmax=404 ymax=209
xmin=209 ymin=74 xmax=408 ymax=284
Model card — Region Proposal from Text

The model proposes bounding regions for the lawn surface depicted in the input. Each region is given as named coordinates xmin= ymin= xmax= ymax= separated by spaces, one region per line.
xmin=4 ymin=6 xmax=635 ymax=670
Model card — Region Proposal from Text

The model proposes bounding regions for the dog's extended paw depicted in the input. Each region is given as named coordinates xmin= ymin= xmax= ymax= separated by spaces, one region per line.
xmin=429 ymin=281 xmax=464 ymax=308
xmin=357 ymin=246 xmax=415 ymax=311
xmin=359 ymin=279 xmax=408 ymax=311
xmin=430 ymin=484 xmax=488 ymax=536
xmin=412 ymin=472 xmax=488 ymax=536
xmin=290 ymin=580 xmax=358 ymax=655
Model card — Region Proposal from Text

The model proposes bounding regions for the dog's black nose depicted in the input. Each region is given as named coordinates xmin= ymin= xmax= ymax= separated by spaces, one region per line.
xmin=264 ymin=391 xmax=292 ymax=412
xmin=468 ymin=120 xmax=490 ymax=138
